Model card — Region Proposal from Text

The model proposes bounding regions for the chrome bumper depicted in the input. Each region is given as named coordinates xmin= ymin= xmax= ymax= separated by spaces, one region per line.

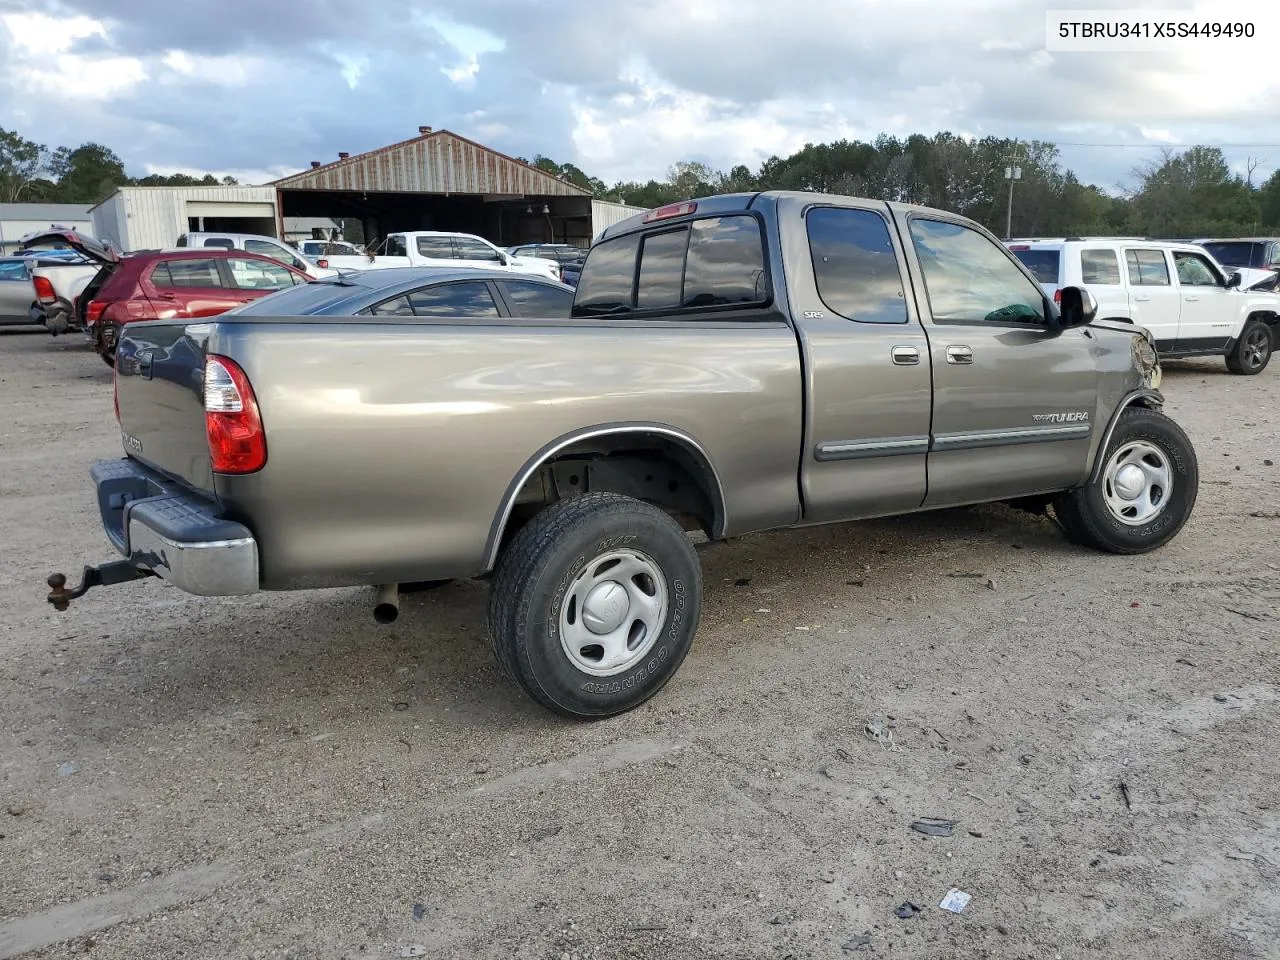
xmin=92 ymin=458 xmax=259 ymax=596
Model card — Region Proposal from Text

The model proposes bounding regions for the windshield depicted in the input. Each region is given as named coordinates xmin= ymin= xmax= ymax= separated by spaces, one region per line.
xmin=227 ymin=278 xmax=362 ymax=315
xmin=1202 ymin=241 xmax=1265 ymax=268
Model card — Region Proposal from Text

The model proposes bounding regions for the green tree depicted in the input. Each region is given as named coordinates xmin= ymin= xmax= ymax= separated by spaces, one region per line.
xmin=48 ymin=142 xmax=128 ymax=202
xmin=0 ymin=127 xmax=49 ymax=202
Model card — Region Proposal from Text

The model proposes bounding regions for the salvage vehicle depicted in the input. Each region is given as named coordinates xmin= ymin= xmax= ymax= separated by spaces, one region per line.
xmin=319 ymin=231 xmax=561 ymax=280
xmin=14 ymin=239 xmax=104 ymax=334
xmin=1007 ymin=238 xmax=1280 ymax=374
xmin=27 ymin=231 xmax=311 ymax=365
xmin=49 ymin=191 xmax=1198 ymax=719
xmin=0 ymin=257 xmax=42 ymax=326
xmin=1194 ymin=237 xmax=1280 ymax=274
xmin=222 ymin=266 xmax=574 ymax=319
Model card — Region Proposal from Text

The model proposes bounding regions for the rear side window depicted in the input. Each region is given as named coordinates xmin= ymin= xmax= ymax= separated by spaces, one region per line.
xmin=407 ymin=281 xmax=500 ymax=317
xmin=1010 ymin=249 xmax=1061 ymax=284
xmin=153 ymin=259 xmax=224 ymax=288
xmin=806 ymin=207 xmax=907 ymax=324
xmin=498 ymin=280 xmax=573 ymax=318
xmin=1125 ymin=250 xmax=1170 ymax=286
xmin=369 ymin=296 xmax=414 ymax=317
xmin=1080 ymin=249 xmax=1121 ymax=284
xmin=573 ymin=215 xmax=767 ymax=317
xmin=201 ymin=238 xmax=234 ymax=249
xmin=416 ymin=237 xmax=455 ymax=259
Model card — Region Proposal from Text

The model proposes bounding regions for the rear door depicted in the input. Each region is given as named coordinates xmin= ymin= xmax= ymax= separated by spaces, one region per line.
xmin=778 ymin=196 xmax=932 ymax=522
xmin=494 ymin=279 xmax=574 ymax=317
xmin=1123 ymin=247 xmax=1181 ymax=347
xmin=902 ymin=214 xmax=1098 ymax=507
xmin=146 ymin=257 xmax=241 ymax=318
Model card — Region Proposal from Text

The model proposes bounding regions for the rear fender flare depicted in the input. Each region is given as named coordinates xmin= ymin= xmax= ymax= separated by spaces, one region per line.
xmin=482 ymin=422 xmax=727 ymax=572
xmin=1086 ymin=388 xmax=1164 ymax=485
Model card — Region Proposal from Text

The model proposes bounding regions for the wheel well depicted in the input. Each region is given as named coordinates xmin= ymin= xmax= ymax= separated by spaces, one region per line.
xmin=1246 ymin=310 xmax=1279 ymax=329
xmin=492 ymin=432 xmax=725 ymax=563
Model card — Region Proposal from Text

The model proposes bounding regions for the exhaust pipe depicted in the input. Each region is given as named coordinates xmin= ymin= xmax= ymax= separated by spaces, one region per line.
xmin=374 ymin=583 xmax=400 ymax=624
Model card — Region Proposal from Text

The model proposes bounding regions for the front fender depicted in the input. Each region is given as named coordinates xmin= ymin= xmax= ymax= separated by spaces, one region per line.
xmin=1086 ymin=388 xmax=1164 ymax=484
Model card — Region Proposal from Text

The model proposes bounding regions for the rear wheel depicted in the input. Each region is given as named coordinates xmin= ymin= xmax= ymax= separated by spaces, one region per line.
xmin=1226 ymin=319 xmax=1272 ymax=375
xmin=487 ymin=492 xmax=701 ymax=718
xmin=1052 ymin=407 xmax=1198 ymax=554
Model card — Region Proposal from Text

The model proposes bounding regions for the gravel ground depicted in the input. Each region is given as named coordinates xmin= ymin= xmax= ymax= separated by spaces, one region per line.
xmin=1 ymin=328 xmax=1277 ymax=960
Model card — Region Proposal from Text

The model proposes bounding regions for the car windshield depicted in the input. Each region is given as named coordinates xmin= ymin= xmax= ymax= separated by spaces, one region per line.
xmin=229 ymin=277 xmax=362 ymax=315
xmin=1202 ymin=241 xmax=1266 ymax=268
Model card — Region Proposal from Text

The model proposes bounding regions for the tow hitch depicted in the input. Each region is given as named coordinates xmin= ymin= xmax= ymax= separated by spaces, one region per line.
xmin=46 ymin=562 xmax=155 ymax=611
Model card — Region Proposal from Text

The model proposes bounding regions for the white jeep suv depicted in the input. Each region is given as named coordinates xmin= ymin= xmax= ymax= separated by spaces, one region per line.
xmin=1007 ymin=237 xmax=1280 ymax=375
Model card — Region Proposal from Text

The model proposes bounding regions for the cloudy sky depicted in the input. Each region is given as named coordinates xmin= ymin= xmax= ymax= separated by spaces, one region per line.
xmin=1 ymin=0 xmax=1278 ymax=193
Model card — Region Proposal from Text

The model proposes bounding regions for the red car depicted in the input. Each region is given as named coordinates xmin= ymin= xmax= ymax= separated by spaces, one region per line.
xmin=24 ymin=231 xmax=312 ymax=365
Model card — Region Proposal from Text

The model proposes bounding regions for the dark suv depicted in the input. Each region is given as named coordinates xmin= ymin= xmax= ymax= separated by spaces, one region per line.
xmin=1196 ymin=238 xmax=1280 ymax=273
xmin=507 ymin=243 xmax=586 ymax=286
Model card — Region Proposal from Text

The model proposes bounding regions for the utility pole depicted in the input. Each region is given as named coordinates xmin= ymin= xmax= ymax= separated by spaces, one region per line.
xmin=1004 ymin=162 xmax=1022 ymax=240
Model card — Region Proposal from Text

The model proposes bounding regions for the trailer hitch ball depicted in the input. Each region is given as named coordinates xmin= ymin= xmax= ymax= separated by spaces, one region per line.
xmin=47 ymin=572 xmax=74 ymax=611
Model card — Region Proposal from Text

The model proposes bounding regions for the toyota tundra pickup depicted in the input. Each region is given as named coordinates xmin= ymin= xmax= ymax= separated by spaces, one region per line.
xmin=48 ymin=191 xmax=1199 ymax=719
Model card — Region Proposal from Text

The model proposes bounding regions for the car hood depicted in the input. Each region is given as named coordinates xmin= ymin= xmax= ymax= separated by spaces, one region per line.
xmin=18 ymin=229 xmax=120 ymax=264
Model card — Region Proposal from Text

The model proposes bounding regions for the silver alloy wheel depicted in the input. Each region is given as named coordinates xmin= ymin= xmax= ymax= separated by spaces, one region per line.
xmin=1241 ymin=325 xmax=1270 ymax=370
xmin=1102 ymin=440 xmax=1173 ymax=525
xmin=558 ymin=549 xmax=668 ymax=677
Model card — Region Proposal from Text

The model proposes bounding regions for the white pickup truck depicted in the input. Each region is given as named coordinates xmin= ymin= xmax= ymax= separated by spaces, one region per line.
xmin=321 ymin=231 xmax=561 ymax=280
xmin=1008 ymin=238 xmax=1280 ymax=375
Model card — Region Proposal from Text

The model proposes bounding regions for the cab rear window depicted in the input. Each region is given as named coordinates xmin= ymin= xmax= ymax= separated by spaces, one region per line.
xmin=573 ymin=215 xmax=769 ymax=317
xmin=1010 ymin=248 xmax=1061 ymax=284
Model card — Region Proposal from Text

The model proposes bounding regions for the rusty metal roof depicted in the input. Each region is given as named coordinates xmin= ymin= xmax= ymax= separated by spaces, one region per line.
xmin=271 ymin=130 xmax=592 ymax=197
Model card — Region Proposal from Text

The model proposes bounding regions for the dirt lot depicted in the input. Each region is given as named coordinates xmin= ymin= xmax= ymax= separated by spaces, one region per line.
xmin=0 ymin=327 xmax=1277 ymax=960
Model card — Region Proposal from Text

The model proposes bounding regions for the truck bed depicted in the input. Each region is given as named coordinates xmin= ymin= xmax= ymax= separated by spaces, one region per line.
xmin=114 ymin=314 xmax=805 ymax=589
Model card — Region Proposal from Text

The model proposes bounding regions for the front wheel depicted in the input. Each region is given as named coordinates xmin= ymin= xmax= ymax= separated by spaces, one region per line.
xmin=487 ymin=492 xmax=702 ymax=718
xmin=1052 ymin=407 xmax=1198 ymax=554
xmin=1226 ymin=319 xmax=1272 ymax=375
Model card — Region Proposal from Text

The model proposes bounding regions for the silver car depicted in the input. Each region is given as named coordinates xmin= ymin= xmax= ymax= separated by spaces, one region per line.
xmin=0 ymin=257 xmax=37 ymax=326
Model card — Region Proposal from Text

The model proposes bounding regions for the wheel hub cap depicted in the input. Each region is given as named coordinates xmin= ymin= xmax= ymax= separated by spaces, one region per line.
xmin=559 ymin=549 xmax=669 ymax=677
xmin=582 ymin=581 xmax=629 ymax=635
xmin=1102 ymin=440 xmax=1173 ymax=526
xmin=1113 ymin=464 xmax=1145 ymax=500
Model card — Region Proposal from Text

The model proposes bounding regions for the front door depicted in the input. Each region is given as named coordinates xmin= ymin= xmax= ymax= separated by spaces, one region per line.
xmin=1170 ymin=248 xmax=1233 ymax=353
xmin=1123 ymin=247 xmax=1181 ymax=347
xmin=451 ymin=237 xmax=508 ymax=272
xmin=780 ymin=196 xmax=932 ymax=523
xmin=900 ymin=215 xmax=1099 ymax=507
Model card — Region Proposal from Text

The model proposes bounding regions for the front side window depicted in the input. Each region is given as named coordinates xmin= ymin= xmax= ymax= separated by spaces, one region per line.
xmin=153 ymin=259 xmax=224 ymax=288
xmin=407 ymin=281 xmax=500 ymax=317
xmin=244 ymin=239 xmax=306 ymax=271
xmin=1080 ymin=249 xmax=1121 ymax=285
xmin=1125 ymin=249 xmax=1171 ymax=286
xmin=415 ymin=237 xmax=455 ymax=259
xmin=498 ymin=280 xmax=573 ymax=318
xmin=908 ymin=219 xmax=1045 ymax=324
xmin=227 ymin=257 xmax=299 ymax=290
xmin=1172 ymin=251 xmax=1221 ymax=286
xmin=384 ymin=235 xmax=408 ymax=258
xmin=453 ymin=238 xmax=503 ymax=262
xmin=806 ymin=207 xmax=907 ymax=324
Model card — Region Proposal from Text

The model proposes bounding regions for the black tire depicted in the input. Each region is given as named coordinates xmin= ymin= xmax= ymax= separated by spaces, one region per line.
xmin=97 ymin=321 xmax=119 ymax=368
xmin=487 ymin=492 xmax=701 ymax=718
xmin=1226 ymin=319 xmax=1272 ymax=375
xmin=1052 ymin=407 xmax=1198 ymax=554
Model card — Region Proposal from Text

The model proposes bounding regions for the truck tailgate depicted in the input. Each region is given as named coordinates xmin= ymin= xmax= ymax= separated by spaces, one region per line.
xmin=115 ymin=321 xmax=216 ymax=496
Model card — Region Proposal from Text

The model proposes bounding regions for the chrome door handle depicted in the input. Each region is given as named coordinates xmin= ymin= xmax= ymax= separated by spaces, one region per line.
xmin=891 ymin=345 xmax=920 ymax=365
xmin=946 ymin=345 xmax=973 ymax=364
xmin=1133 ymin=295 xmax=1151 ymax=302
xmin=1184 ymin=296 xmax=1199 ymax=301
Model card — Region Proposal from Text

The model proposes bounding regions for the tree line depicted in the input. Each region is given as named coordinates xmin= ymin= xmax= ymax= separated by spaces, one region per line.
xmin=534 ymin=135 xmax=1280 ymax=240
xmin=0 ymin=127 xmax=238 ymax=205
xmin=6 ymin=123 xmax=1280 ymax=240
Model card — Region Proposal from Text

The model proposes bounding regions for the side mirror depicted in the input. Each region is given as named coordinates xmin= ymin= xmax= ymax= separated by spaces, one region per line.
xmin=1225 ymin=271 xmax=1241 ymax=289
xmin=1058 ymin=285 xmax=1097 ymax=328
xmin=499 ymin=253 xmax=510 ymax=265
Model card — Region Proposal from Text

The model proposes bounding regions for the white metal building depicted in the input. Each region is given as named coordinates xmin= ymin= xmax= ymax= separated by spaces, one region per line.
xmin=590 ymin=199 xmax=647 ymax=241
xmin=0 ymin=203 xmax=94 ymax=252
xmin=91 ymin=186 xmax=279 ymax=252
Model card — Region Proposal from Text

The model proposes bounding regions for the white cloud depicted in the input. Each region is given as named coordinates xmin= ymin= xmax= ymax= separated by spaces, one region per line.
xmin=1 ymin=11 xmax=145 ymax=101
xmin=443 ymin=54 xmax=480 ymax=85
xmin=1139 ymin=127 xmax=1180 ymax=144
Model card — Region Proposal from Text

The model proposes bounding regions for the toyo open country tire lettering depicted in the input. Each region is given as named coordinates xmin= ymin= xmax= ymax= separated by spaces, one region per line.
xmin=1052 ymin=407 xmax=1199 ymax=555
xmin=1226 ymin=318 xmax=1273 ymax=375
xmin=487 ymin=492 xmax=701 ymax=718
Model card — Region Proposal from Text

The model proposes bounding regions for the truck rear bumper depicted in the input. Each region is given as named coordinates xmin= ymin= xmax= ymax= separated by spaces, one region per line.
xmin=91 ymin=458 xmax=259 ymax=596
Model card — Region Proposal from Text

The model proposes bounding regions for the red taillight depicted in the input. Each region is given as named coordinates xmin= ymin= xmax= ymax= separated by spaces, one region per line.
xmin=204 ymin=356 xmax=266 ymax=474
xmin=642 ymin=201 xmax=697 ymax=223
xmin=1053 ymin=289 xmax=1062 ymax=304
xmin=33 ymin=276 xmax=56 ymax=302
xmin=317 ymin=258 xmax=329 ymax=268
xmin=85 ymin=300 xmax=108 ymax=325
xmin=1008 ymin=244 xmax=1030 ymax=251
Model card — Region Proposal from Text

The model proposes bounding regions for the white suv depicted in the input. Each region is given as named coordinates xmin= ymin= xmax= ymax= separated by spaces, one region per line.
xmin=177 ymin=232 xmax=337 ymax=280
xmin=1008 ymin=237 xmax=1280 ymax=375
